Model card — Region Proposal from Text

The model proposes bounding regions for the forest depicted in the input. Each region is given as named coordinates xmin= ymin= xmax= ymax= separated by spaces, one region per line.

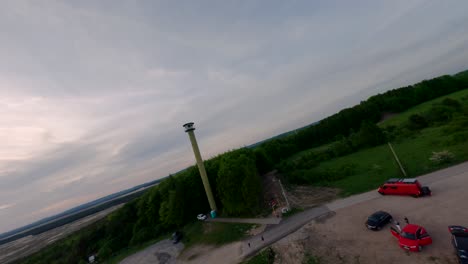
xmin=17 ymin=70 xmax=468 ymax=264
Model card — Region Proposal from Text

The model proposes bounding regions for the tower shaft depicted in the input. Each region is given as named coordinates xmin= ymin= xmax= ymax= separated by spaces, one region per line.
xmin=186 ymin=130 xmax=217 ymax=211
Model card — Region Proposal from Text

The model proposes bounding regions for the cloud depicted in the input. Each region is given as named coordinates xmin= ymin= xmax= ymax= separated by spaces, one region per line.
xmin=1 ymin=0 xmax=468 ymax=233
xmin=0 ymin=204 xmax=14 ymax=210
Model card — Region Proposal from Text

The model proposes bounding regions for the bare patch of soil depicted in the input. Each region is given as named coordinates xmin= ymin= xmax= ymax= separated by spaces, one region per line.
xmin=286 ymin=185 xmax=340 ymax=209
xmin=379 ymin=112 xmax=398 ymax=123
xmin=262 ymin=171 xmax=288 ymax=216
xmin=177 ymin=242 xmax=242 ymax=264
xmin=262 ymin=171 xmax=340 ymax=215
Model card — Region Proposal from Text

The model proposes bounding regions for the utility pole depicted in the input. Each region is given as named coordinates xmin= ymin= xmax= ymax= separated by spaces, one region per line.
xmin=278 ymin=179 xmax=290 ymax=210
xmin=183 ymin=122 xmax=217 ymax=212
xmin=388 ymin=142 xmax=407 ymax=177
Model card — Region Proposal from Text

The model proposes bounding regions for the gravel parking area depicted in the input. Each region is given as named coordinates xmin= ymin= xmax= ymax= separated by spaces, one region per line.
xmin=272 ymin=162 xmax=468 ymax=264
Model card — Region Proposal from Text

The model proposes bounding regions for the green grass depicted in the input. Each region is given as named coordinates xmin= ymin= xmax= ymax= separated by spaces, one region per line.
xmin=380 ymin=89 xmax=468 ymax=128
xmin=282 ymin=89 xmax=468 ymax=196
xmin=303 ymin=254 xmax=322 ymax=264
xmin=282 ymin=207 xmax=304 ymax=217
xmin=182 ymin=221 xmax=254 ymax=249
xmin=243 ymin=248 xmax=275 ymax=264
xmin=309 ymin=124 xmax=468 ymax=196
xmin=288 ymin=142 xmax=334 ymax=161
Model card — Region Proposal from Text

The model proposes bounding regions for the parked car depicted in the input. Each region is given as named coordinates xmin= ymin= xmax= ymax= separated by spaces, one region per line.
xmin=448 ymin=225 xmax=468 ymax=264
xmin=197 ymin=214 xmax=207 ymax=221
xmin=365 ymin=211 xmax=392 ymax=231
xmin=172 ymin=231 xmax=183 ymax=244
xmin=390 ymin=224 xmax=432 ymax=252
xmin=378 ymin=178 xmax=431 ymax=197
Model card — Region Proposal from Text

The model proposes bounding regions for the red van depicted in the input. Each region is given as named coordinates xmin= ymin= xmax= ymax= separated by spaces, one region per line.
xmin=378 ymin=178 xmax=431 ymax=197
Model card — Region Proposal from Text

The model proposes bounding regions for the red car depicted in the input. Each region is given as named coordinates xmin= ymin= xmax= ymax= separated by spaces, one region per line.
xmin=390 ymin=224 xmax=432 ymax=252
xmin=378 ymin=178 xmax=431 ymax=197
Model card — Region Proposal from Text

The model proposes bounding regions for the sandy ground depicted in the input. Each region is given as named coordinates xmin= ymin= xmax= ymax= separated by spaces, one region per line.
xmin=272 ymin=164 xmax=468 ymax=264
xmin=178 ymin=243 xmax=243 ymax=264
xmin=120 ymin=240 xmax=184 ymax=264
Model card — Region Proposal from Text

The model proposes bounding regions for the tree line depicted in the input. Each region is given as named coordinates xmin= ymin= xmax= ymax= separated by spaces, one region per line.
xmin=256 ymin=72 xmax=468 ymax=167
xmin=18 ymin=148 xmax=262 ymax=263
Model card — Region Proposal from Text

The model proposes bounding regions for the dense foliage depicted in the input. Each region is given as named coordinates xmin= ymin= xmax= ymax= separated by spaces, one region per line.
xmin=256 ymin=72 xmax=468 ymax=168
xmin=280 ymin=90 xmax=468 ymax=188
xmin=18 ymin=148 xmax=262 ymax=264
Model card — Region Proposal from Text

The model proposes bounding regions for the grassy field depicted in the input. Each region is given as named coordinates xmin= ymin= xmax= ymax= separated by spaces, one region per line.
xmin=182 ymin=221 xmax=253 ymax=249
xmin=312 ymin=125 xmax=468 ymax=196
xmin=287 ymin=89 xmax=468 ymax=196
xmin=380 ymin=88 xmax=468 ymax=128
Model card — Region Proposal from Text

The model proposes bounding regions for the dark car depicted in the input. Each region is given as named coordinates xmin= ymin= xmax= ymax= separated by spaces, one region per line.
xmin=365 ymin=211 xmax=392 ymax=230
xmin=448 ymin=225 xmax=468 ymax=264
xmin=172 ymin=231 xmax=183 ymax=244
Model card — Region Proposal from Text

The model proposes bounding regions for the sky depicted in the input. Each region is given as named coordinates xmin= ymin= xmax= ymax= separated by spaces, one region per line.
xmin=1 ymin=0 xmax=468 ymax=233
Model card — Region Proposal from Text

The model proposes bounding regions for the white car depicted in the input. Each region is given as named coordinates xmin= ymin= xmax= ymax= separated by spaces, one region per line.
xmin=197 ymin=214 xmax=207 ymax=221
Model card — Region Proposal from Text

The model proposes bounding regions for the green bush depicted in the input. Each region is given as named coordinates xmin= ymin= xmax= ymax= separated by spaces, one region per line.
xmin=441 ymin=98 xmax=462 ymax=110
xmin=244 ymin=247 xmax=275 ymax=264
xmin=429 ymin=150 xmax=455 ymax=165
xmin=407 ymin=114 xmax=428 ymax=130
xmin=303 ymin=254 xmax=321 ymax=264
xmin=427 ymin=105 xmax=455 ymax=124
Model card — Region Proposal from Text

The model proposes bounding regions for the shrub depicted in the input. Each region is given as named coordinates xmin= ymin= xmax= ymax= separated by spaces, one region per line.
xmin=371 ymin=164 xmax=383 ymax=175
xmin=303 ymin=254 xmax=321 ymax=264
xmin=427 ymin=105 xmax=455 ymax=124
xmin=407 ymin=114 xmax=428 ymax=130
xmin=330 ymin=138 xmax=353 ymax=157
xmin=429 ymin=150 xmax=455 ymax=165
xmin=441 ymin=98 xmax=462 ymax=110
xmin=245 ymin=247 xmax=275 ymax=264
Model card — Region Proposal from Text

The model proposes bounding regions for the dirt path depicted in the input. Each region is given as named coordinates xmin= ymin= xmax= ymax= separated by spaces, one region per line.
xmin=178 ymin=242 xmax=243 ymax=264
xmin=207 ymin=217 xmax=281 ymax=225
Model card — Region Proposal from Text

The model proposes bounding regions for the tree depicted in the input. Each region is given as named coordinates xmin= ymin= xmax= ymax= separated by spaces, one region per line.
xmin=407 ymin=114 xmax=428 ymax=130
xmin=351 ymin=121 xmax=386 ymax=148
xmin=216 ymin=150 xmax=262 ymax=215
xmin=159 ymin=185 xmax=186 ymax=228
xmin=254 ymin=148 xmax=273 ymax=174
xmin=427 ymin=105 xmax=454 ymax=123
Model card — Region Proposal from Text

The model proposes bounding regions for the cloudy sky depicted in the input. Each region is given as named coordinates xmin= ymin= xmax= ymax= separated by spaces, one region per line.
xmin=1 ymin=0 xmax=468 ymax=233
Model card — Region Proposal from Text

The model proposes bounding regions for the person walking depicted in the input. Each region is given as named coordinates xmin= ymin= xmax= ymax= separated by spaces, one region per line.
xmin=404 ymin=217 xmax=409 ymax=224
xmin=395 ymin=221 xmax=401 ymax=232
